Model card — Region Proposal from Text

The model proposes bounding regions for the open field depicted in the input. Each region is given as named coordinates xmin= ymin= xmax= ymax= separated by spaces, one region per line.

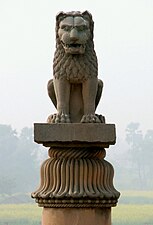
xmin=0 ymin=191 xmax=153 ymax=225
xmin=0 ymin=204 xmax=41 ymax=225
xmin=112 ymin=204 xmax=153 ymax=225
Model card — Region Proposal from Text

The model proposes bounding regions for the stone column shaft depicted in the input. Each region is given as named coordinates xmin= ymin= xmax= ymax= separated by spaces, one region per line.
xmin=42 ymin=208 xmax=111 ymax=225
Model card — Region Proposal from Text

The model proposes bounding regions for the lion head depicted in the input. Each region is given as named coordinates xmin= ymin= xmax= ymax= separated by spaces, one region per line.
xmin=53 ymin=11 xmax=98 ymax=82
xmin=56 ymin=11 xmax=93 ymax=54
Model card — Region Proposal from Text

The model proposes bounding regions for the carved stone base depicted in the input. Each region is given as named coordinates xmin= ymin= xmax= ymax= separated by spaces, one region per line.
xmin=32 ymin=146 xmax=120 ymax=208
xmin=42 ymin=208 xmax=111 ymax=225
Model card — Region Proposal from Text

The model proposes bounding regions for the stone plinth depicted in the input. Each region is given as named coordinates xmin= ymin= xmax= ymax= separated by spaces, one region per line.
xmin=32 ymin=123 xmax=120 ymax=225
xmin=34 ymin=123 xmax=116 ymax=148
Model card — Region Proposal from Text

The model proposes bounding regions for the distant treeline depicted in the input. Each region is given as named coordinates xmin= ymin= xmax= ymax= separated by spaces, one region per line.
xmin=108 ymin=122 xmax=153 ymax=190
xmin=0 ymin=124 xmax=47 ymax=195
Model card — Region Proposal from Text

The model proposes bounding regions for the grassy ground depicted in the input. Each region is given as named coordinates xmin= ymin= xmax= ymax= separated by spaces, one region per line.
xmin=112 ymin=190 xmax=153 ymax=225
xmin=0 ymin=204 xmax=41 ymax=225
xmin=0 ymin=191 xmax=153 ymax=225
xmin=113 ymin=204 xmax=153 ymax=225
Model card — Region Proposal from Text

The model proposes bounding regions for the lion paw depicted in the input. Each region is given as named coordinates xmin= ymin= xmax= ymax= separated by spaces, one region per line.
xmin=81 ymin=114 xmax=101 ymax=123
xmin=47 ymin=113 xmax=71 ymax=123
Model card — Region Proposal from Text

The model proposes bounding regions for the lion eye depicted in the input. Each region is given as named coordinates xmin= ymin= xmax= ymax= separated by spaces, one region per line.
xmin=77 ymin=25 xmax=87 ymax=31
xmin=62 ymin=25 xmax=71 ymax=31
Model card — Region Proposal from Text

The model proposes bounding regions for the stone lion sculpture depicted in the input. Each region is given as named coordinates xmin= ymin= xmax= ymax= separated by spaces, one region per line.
xmin=47 ymin=11 xmax=104 ymax=123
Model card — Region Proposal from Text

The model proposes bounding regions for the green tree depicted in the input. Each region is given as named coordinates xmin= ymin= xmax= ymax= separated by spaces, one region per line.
xmin=126 ymin=122 xmax=153 ymax=189
xmin=0 ymin=124 xmax=18 ymax=194
xmin=12 ymin=127 xmax=40 ymax=192
xmin=0 ymin=124 xmax=41 ymax=194
xmin=125 ymin=122 xmax=145 ymax=189
xmin=142 ymin=129 xmax=153 ymax=187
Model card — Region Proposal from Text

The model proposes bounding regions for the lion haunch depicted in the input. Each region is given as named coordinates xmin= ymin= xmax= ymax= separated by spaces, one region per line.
xmin=47 ymin=11 xmax=104 ymax=123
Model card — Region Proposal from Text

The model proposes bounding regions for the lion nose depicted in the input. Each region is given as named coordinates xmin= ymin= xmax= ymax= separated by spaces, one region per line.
xmin=70 ymin=28 xmax=79 ymax=41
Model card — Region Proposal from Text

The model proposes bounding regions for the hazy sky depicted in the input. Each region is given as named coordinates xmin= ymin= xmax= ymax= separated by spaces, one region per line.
xmin=0 ymin=0 xmax=153 ymax=138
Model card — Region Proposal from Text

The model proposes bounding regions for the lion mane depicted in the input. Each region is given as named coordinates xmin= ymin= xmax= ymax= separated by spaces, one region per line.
xmin=53 ymin=11 xmax=98 ymax=81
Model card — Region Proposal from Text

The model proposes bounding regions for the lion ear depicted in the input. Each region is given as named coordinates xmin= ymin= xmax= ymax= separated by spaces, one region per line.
xmin=56 ymin=11 xmax=65 ymax=22
xmin=82 ymin=10 xmax=92 ymax=20
xmin=82 ymin=10 xmax=94 ymax=38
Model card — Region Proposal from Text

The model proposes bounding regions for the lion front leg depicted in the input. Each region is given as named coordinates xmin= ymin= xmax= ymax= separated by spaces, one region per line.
xmin=81 ymin=78 xmax=101 ymax=123
xmin=52 ymin=78 xmax=71 ymax=123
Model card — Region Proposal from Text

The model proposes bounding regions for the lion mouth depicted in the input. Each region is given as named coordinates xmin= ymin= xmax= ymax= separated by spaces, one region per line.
xmin=61 ymin=41 xmax=85 ymax=54
xmin=67 ymin=43 xmax=82 ymax=48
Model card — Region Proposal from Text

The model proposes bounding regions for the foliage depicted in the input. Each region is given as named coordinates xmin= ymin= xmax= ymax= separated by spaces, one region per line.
xmin=125 ymin=122 xmax=153 ymax=189
xmin=0 ymin=124 xmax=47 ymax=194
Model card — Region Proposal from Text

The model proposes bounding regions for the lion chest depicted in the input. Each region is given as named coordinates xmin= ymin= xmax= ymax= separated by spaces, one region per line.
xmin=54 ymin=55 xmax=91 ymax=82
